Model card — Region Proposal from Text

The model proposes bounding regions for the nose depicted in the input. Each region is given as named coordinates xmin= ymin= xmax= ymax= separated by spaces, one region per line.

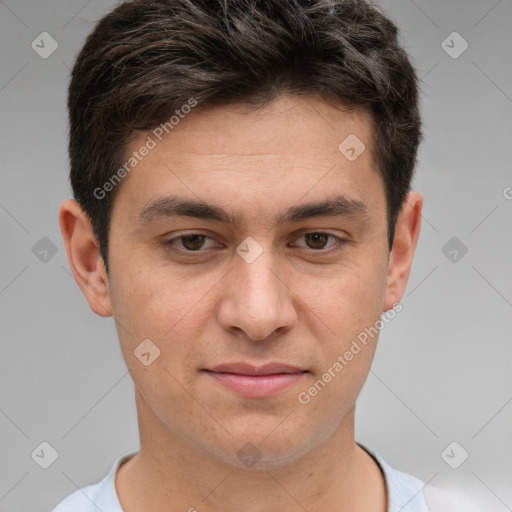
xmin=216 ymin=244 xmax=298 ymax=342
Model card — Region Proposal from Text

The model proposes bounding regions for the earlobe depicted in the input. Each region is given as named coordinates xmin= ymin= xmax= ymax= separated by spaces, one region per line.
xmin=59 ymin=199 xmax=113 ymax=317
xmin=383 ymin=191 xmax=423 ymax=311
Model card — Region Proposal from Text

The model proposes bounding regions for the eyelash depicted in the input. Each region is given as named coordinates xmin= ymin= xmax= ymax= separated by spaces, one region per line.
xmin=163 ymin=231 xmax=347 ymax=255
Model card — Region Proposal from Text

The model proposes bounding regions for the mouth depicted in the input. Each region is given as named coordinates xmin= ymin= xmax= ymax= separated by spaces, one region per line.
xmin=202 ymin=362 xmax=308 ymax=397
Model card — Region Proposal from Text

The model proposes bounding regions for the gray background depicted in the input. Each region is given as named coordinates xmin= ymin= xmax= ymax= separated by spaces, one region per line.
xmin=1 ymin=0 xmax=511 ymax=510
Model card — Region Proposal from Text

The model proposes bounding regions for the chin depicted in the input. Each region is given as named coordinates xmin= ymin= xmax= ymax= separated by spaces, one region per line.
xmin=203 ymin=427 xmax=316 ymax=471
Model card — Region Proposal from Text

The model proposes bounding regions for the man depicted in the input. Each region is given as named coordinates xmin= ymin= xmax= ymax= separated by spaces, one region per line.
xmin=53 ymin=0 xmax=434 ymax=510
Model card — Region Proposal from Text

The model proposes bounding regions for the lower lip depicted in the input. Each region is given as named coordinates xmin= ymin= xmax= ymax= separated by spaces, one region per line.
xmin=204 ymin=371 xmax=307 ymax=397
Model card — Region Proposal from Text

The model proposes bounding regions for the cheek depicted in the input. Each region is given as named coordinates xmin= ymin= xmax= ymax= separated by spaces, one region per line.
xmin=295 ymin=273 xmax=383 ymax=423
xmin=108 ymin=257 xmax=239 ymax=386
xmin=294 ymin=258 xmax=387 ymax=398
xmin=108 ymin=265 xmax=210 ymax=410
xmin=109 ymin=256 xmax=206 ymax=332
xmin=301 ymin=261 xmax=387 ymax=339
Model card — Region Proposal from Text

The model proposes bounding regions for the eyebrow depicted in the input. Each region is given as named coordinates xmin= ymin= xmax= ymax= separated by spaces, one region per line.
xmin=137 ymin=194 xmax=369 ymax=227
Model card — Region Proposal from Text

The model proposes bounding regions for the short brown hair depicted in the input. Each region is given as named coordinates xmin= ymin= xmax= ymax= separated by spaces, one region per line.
xmin=68 ymin=0 xmax=422 ymax=269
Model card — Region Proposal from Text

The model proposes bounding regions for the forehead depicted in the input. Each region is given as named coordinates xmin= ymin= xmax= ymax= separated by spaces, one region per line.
xmin=149 ymin=95 xmax=375 ymax=158
xmin=113 ymin=95 xmax=384 ymax=224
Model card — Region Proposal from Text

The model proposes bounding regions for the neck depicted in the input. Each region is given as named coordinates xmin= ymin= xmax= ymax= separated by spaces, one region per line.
xmin=116 ymin=389 xmax=387 ymax=512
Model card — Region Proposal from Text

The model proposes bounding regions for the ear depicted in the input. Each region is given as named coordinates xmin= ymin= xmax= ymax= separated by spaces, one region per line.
xmin=383 ymin=190 xmax=423 ymax=311
xmin=59 ymin=199 xmax=113 ymax=317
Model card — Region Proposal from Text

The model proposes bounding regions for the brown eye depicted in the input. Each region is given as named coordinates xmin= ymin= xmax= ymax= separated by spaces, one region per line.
xmin=180 ymin=234 xmax=207 ymax=251
xmin=292 ymin=231 xmax=350 ymax=256
xmin=165 ymin=233 xmax=219 ymax=252
xmin=304 ymin=232 xmax=330 ymax=250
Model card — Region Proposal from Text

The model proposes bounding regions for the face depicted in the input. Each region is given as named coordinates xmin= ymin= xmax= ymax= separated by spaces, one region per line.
xmin=61 ymin=94 xmax=421 ymax=469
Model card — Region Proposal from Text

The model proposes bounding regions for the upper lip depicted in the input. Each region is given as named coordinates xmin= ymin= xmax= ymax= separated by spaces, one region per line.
xmin=205 ymin=362 xmax=306 ymax=376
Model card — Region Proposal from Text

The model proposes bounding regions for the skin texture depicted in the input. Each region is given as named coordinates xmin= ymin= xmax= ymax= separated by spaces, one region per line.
xmin=59 ymin=94 xmax=422 ymax=512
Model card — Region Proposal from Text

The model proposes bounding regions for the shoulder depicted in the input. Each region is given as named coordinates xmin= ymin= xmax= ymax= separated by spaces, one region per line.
xmin=363 ymin=447 xmax=481 ymax=512
xmin=51 ymin=451 xmax=137 ymax=512
xmin=358 ymin=443 xmax=430 ymax=512
xmin=380 ymin=458 xmax=431 ymax=512
xmin=51 ymin=481 xmax=105 ymax=512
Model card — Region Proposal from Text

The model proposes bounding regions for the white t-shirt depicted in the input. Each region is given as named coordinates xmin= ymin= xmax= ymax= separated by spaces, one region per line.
xmin=51 ymin=444 xmax=445 ymax=512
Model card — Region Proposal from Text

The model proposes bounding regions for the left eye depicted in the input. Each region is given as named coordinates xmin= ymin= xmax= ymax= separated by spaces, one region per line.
xmin=291 ymin=232 xmax=341 ymax=251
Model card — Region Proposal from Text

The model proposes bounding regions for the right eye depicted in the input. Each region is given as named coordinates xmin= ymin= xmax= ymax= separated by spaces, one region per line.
xmin=163 ymin=232 xmax=222 ymax=253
